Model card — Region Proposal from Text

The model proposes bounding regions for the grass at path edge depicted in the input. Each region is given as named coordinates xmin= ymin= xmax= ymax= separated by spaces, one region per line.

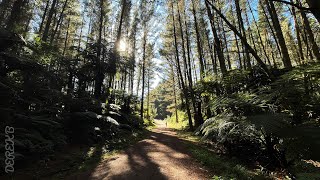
xmin=175 ymin=130 xmax=271 ymax=180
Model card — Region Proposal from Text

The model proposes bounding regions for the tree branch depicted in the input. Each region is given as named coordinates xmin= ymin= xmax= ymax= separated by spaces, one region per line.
xmin=271 ymin=0 xmax=311 ymax=11
xmin=204 ymin=0 xmax=271 ymax=77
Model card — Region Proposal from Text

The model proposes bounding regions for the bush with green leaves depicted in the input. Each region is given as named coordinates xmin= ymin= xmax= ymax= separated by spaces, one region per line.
xmin=0 ymin=29 xmax=142 ymax=172
xmin=197 ymin=64 xmax=320 ymax=169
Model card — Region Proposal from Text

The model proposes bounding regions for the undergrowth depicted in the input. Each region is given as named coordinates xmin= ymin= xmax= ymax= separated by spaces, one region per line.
xmin=176 ymin=131 xmax=271 ymax=180
xmin=9 ymin=129 xmax=147 ymax=179
xmin=165 ymin=110 xmax=190 ymax=130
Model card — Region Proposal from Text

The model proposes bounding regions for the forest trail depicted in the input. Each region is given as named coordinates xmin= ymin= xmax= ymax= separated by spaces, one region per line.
xmin=72 ymin=121 xmax=210 ymax=180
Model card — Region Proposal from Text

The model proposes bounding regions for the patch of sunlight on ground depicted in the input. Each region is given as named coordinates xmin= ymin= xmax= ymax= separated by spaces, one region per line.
xmin=176 ymin=131 xmax=200 ymax=143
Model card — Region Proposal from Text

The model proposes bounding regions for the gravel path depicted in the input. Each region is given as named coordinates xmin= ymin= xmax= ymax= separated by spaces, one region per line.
xmin=74 ymin=121 xmax=210 ymax=180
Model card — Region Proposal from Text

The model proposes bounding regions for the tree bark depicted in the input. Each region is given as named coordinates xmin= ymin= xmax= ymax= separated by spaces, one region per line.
xmin=177 ymin=1 xmax=202 ymax=127
xmin=265 ymin=0 xmax=292 ymax=69
xmin=171 ymin=2 xmax=193 ymax=130
xmin=42 ymin=0 xmax=57 ymax=42
xmin=235 ymin=0 xmax=251 ymax=69
xmin=205 ymin=0 xmax=227 ymax=76
xmin=298 ymin=0 xmax=320 ymax=61
xmin=6 ymin=0 xmax=29 ymax=32
xmin=191 ymin=0 xmax=205 ymax=79
xmin=248 ymin=0 xmax=272 ymax=66
xmin=171 ymin=65 xmax=179 ymax=123
xmin=205 ymin=0 xmax=271 ymax=76
xmin=94 ymin=0 xmax=105 ymax=98
xmin=38 ymin=0 xmax=50 ymax=34
xmin=50 ymin=0 xmax=68 ymax=45
xmin=140 ymin=29 xmax=147 ymax=121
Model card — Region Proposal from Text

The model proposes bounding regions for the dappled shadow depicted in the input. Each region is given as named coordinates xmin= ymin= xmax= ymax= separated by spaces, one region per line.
xmin=86 ymin=127 xmax=209 ymax=180
xmin=106 ymin=141 xmax=168 ymax=180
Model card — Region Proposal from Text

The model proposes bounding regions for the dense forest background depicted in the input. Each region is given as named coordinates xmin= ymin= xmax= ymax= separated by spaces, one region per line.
xmin=1 ymin=0 xmax=320 ymax=178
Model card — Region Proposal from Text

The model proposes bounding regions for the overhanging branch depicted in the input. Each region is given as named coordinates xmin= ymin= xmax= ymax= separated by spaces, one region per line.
xmin=271 ymin=0 xmax=311 ymax=11
xmin=204 ymin=0 xmax=271 ymax=77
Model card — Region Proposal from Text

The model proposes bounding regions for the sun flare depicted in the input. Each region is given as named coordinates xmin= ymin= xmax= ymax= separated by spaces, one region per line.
xmin=118 ymin=39 xmax=127 ymax=52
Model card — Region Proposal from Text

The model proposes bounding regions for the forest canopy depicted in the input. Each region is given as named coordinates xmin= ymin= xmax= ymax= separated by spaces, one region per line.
xmin=1 ymin=0 xmax=320 ymax=179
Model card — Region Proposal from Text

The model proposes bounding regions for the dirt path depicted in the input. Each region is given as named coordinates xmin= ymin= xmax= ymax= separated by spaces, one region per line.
xmin=72 ymin=120 xmax=210 ymax=180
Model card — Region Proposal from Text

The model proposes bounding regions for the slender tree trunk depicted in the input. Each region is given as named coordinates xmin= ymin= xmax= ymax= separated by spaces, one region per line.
xmin=78 ymin=18 xmax=84 ymax=52
xmin=248 ymin=0 xmax=272 ymax=66
xmin=176 ymin=1 xmax=188 ymax=85
xmin=299 ymin=0 xmax=320 ymax=61
xmin=130 ymin=34 xmax=137 ymax=95
xmin=177 ymin=1 xmax=201 ymax=127
xmin=140 ymin=29 xmax=147 ymax=121
xmin=291 ymin=0 xmax=304 ymax=63
xmin=220 ymin=19 xmax=232 ymax=70
xmin=191 ymin=0 xmax=205 ymax=79
xmin=136 ymin=61 xmax=141 ymax=96
xmin=147 ymin=69 xmax=150 ymax=121
xmin=39 ymin=0 xmax=50 ymax=34
xmin=171 ymin=2 xmax=193 ymax=130
xmin=234 ymin=32 xmax=243 ymax=69
xmin=50 ymin=0 xmax=68 ymax=45
xmin=235 ymin=0 xmax=251 ymax=69
xmin=265 ymin=0 xmax=292 ymax=69
xmin=42 ymin=0 xmax=57 ymax=42
xmin=205 ymin=28 xmax=217 ymax=73
xmin=171 ymin=65 xmax=179 ymax=123
xmin=94 ymin=0 xmax=105 ymax=98
xmin=62 ymin=18 xmax=70 ymax=56
xmin=206 ymin=0 xmax=271 ymax=76
xmin=116 ymin=0 xmax=126 ymax=49
xmin=205 ymin=0 xmax=227 ymax=75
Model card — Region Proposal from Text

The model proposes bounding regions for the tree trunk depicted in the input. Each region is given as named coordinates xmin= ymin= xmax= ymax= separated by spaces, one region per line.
xmin=235 ymin=0 xmax=251 ymax=69
xmin=116 ymin=0 xmax=126 ymax=49
xmin=265 ymin=0 xmax=292 ymax=69
xmin=205 ymin=27 xmax=218 ymax=74
xmin=94 ymin=0 xmax=105 ymax=99
xmin=38 ymin=0 xmax=50 ymax=34
xmin=42 ymin=0 xmax=57 ymax=42
xmin=62 ymin=18 xmax=70 ymax=56
xmin=171 ymin=2 xmax=193 ymax=130
xmin=140 ymin=29 xmax=147 ymax=121
xmin=177 ymin=1 xmax=202 ymax=127
xmin=299 ymin=0 xmax=320 ymax=61
xmin=50 ymin=0 xmax=68 ymax=45
xmin=248 ymin=0 xmax=272 ymax=66
xmin=6 ymin=0 xmax=29 ymax=32
xmin=291 ymin=0 xmax=304 ymax=63
xmin=191 ymin=0 xmax=205 ymax=79
xmin=171 ymin=65 xmax=179 ymax=123
xmin=205 ymin=0 xmax=227 ymax=76
xmin=147 ymin=68 xmax=150 ymax=121
xmin=205 ymin=0 xmax=271 ymax=76
xmin=0 ymin=0 xmax=11 ymax=26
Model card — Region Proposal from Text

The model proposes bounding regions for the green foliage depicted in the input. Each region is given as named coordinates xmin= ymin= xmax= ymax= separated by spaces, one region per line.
xmin=185 ymin=141 xmax=268 ymax=180
xmin=165 ymin=110 xmax=190 ymax=130
xmin=197 ymin=64 xmax=320 ymax=170
xmin=0 ymin=25 xmax=143 ymax=172
xmin=197 ymin=113 xmax=258 ymax=143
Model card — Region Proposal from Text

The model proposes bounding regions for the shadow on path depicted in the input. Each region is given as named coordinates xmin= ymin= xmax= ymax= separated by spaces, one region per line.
xmin=87 ymin=127 xmax=209 ymax=180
